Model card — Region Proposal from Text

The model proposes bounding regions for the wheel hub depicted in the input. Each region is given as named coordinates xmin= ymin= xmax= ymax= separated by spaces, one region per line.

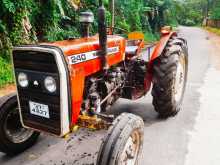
xmin=120 ymin=130 xmax=140 ymax=165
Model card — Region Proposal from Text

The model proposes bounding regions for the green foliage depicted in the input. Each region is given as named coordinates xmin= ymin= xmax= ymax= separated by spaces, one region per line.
xmin=0 ymin=0 xmax=180 ymax=87
xmin=2 ymin=0 xmax=16 ymax=13
xmin=45 ymin=26 xmax=79 ymax=41
xmin=174 ymin=0 xmax=220 ymax=26
xmin=174 ymin=0 xmax=206 ymax=26
xmin=144 ymin=31 xmax=159 ymax=42
xmin=0 ymin=56 xmax=14 ymax=88
xmin=210 ymin=1 xmax=220 ymax=19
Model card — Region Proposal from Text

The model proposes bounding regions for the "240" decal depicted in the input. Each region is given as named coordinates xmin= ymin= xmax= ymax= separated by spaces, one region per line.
xmin=70 ymin=54 xmax=87 ymax=64
xmin=68 ymin=47 xmax=119 ymax=65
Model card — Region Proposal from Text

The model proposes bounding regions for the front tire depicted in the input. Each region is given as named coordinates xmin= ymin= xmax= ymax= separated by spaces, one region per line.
xmin=152 ymin=37 xmax=188 ymax=118
xmin=0 ymin=93 xmax=40 ymax=155
xmin=97 ymin=113 xmax=144 ymax=165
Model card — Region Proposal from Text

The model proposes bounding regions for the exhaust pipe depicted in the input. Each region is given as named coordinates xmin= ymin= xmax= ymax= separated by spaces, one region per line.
xmin=110 ymin=0 xmax=115 ymax=34
xmin=98 ymin=0 xmax=108 ymax=70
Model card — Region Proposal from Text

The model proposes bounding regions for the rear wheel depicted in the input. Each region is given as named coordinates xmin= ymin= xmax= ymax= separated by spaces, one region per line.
xmin=0 ymin=93 xmax=40 ymax=155
xmin=152 ymin=37 xmax=188 ymax=118
xmin=97 ymin=113 xmax=144 ymax=165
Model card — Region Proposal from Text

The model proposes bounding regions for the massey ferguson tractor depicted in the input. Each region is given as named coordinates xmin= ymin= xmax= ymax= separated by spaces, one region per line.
xmin=0 ymin=1 xmax=188 ymax=164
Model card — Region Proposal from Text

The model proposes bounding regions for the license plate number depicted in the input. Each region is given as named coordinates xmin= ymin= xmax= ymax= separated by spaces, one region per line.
xmin=29 ymin=101 xmax=50 ymax=118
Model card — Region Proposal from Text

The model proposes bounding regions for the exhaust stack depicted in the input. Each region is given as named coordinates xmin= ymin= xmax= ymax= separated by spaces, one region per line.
xmin=98 ymin=0 xmax=108 ymax=70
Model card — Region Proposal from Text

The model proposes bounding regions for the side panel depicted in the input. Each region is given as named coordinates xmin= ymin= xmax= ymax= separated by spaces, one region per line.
xmin=67 ymin=38 xmax=126 ymax=125
xmin=70 ymin=68 xmax=85 ymax=124
xmin=66 ymin=38 xmax=126 ymax=76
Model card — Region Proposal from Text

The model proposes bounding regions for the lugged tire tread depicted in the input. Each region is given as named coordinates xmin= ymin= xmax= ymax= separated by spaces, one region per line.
xmin=96 ymin=113 xmax=144 ymax=165
xmin=151 ymin=37 xmax=188 ymax=118
xmin=0 ymin=93 xmax=40 ymax=155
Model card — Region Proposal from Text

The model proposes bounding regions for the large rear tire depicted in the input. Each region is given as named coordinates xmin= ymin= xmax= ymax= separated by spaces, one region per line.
xmin=152 ymin=37 xmax=188 ymax=118
xmin=97 ymin=113 xmax=144 ymax=165
xmin=0 ymin=93 xmax=40 ymax=155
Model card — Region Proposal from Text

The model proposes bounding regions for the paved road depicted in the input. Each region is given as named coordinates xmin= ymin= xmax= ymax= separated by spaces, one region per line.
xmin=1 ymin=26 xmax=220 ymax=165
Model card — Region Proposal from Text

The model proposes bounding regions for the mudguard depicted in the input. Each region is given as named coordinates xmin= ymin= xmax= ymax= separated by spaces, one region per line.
xmin=150 ymin=31 xmax=177 ymax=62
xmin=0 ymin=93 xmax=17 ymax=109
xmin=144 ymin=31 xmax=177 ymax=92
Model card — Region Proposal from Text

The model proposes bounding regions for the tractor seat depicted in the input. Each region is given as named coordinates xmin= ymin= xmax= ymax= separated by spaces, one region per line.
xmin=125 ymin=46 xmax=139 ymax=55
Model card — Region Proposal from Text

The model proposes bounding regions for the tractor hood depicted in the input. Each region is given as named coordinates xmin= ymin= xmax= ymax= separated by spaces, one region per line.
xmin=41 ymin=35 xmax=125 ymax=57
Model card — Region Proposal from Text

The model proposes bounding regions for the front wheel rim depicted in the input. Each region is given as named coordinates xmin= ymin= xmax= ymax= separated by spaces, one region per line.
xmin=119 ymin=130 xmax=141 ymax=165
xmin=174 ymin=53 xmax=186 ymax=103
xmin=3 ymin=107 xmax=34 ymax=144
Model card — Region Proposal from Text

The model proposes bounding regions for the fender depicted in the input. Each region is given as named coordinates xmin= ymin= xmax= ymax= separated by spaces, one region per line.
xmin=0 ymin=93 xmax=17 ymax=109
xmin=150 ymin=31 xmax=177 ymax=64
xmin=144 ymin=31 xmax=177 ymax=92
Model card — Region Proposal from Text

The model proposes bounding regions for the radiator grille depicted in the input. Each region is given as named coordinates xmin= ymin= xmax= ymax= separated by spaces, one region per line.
xmin=13 ymin=50 xmax=61 ymax=135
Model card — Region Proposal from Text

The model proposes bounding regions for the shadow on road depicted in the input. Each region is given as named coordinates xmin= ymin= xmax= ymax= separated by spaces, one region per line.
xmin=109 ymin=98 xmax=170 ymax=126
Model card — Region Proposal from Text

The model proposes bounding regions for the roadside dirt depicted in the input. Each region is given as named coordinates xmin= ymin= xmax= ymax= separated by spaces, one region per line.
xmin=206 ymin=30 xmax=220 ymax=70
xmin=0 ymin=84 xmax=16 ymax=97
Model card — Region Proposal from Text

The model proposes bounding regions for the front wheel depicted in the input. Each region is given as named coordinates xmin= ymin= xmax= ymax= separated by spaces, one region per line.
xmin=152 ymin=37 xmax=188 ymax=118
xmin=97 ymin=113 xmax=144 ymax=165
xmin=0 ymin=93 xmax=40 ymax=155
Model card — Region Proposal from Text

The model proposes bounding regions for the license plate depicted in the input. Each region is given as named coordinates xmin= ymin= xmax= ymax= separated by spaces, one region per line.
xmin=29 ymin=101 xmax=50 ymax=118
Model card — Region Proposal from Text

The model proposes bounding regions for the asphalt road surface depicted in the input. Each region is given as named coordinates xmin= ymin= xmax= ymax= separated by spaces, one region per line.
xmin=1 ymin=26 xmax=220 ymax=165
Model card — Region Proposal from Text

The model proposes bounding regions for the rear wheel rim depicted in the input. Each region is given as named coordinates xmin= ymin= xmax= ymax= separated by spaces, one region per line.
xmin=119 ymin=130 xmax=141 ymax=165
xmin=174 ymin=53 xmax=186 ymax=103
xmin=3 ymin=107 xmax=34 ymax=144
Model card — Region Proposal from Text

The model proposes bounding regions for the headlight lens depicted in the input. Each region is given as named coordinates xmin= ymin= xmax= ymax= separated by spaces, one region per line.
xmin=44 ymin=76 xmax=56 ymax=93
xmin=18 ymin=72 xmax=29 ymax=87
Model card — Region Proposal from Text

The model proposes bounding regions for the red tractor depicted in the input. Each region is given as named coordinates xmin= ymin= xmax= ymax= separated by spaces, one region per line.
xmin=0 ymin=1 xmax=188 ymax=164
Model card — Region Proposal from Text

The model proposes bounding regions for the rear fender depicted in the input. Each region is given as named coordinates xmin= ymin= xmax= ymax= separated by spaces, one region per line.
xmin=144 ymin=31 xmax=177 ymax=92
xmin=150 ymin=32 xmax=177 ymax=63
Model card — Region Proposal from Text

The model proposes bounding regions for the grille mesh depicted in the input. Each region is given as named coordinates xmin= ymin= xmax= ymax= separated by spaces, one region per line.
xmin=13 ymin=50 xmax=61 ymax=135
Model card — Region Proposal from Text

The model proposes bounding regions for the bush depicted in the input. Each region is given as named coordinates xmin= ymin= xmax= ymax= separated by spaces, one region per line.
xmin=184 ymin=19 xmax=196 ymax=26
xmin=210 ymin=12 xmax=220 ymax=20
xmin=144 ymin=31 xmax=158 ymax=43
xmin=45 ymin=26 xmax=79 ymax=41
xmin=0 ymin=57 xmax=14 ymax=88
xmin=0 ymin=0 xmax=180 ymax=87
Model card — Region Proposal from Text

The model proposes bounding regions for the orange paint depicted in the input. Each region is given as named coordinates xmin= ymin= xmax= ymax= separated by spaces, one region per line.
xmin=43 ymin=35 xmax=126 ymax=125
xmin=150 ymin=32 xmax=176 ymax=63
xmin=42 ymin=32 xmax=175 ymax=125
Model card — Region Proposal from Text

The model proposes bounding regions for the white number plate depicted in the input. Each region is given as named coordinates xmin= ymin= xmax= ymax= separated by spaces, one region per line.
xmin=29 ymin=101 xmax=50 ymax=118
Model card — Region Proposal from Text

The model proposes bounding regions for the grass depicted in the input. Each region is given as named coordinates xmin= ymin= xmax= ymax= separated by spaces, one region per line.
xmin=204 ymin=27 xmax=220 ymax=36
xmin=0 ymin=57 xmax=14 ymax=88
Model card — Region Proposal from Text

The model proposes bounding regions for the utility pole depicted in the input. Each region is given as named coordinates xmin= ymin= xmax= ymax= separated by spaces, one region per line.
xmin=205 ymin=0 xmax=210 ymax=26
xmin=206 ymin=0 xmax=210 ymax=18
xmin=109 ymin=0 xmax=115 ymax=33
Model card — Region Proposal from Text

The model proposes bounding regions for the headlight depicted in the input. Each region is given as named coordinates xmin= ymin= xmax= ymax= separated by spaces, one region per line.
xmin=44 ymin=76 xmax=57 ymax=93
xmin=18 ymin=72 xmax=29 ymax=87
